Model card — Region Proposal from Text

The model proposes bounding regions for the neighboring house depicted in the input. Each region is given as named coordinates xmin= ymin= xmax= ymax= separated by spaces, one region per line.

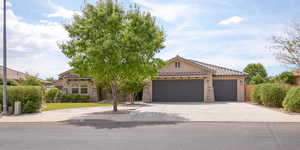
xmin=57 ymin=71 xmax=128 ymax=102
xmin=142 ymin=56 xmax=248 ymax=103
xmin=57 ymin=71 xmax=99 ymax=101
xmin=0 ymin=66 xmax=48 ymax=83
xmin=0 ymin=66 xmax=31 ymax=80
xmin=293 ymin=68 xmax=300 ymax=85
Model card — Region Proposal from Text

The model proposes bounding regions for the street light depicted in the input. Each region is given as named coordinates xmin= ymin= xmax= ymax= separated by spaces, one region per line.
xmin=2 ymin=0 xmax=8 ymax=115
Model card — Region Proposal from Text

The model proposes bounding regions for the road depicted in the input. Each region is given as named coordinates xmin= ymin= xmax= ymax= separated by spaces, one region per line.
xmin=0 ymin=120 xmax=300 ymax=150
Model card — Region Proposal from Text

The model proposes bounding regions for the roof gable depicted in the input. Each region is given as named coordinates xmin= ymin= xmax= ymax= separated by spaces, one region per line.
xmin=160 ymin=56 xmax=247 ymax=76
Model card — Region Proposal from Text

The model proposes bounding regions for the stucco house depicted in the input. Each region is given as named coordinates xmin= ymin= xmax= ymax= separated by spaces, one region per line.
xmin=293 ymin=68 xmax=300 ymax=85
xmin=142 ymin=56 xmax=248 ymax=103
xmin=58 ymin=56 xmax=247 ymax=102
xmin=56 ymin=71 xmax=128 ymax=102
xmin=0 ymin=66 xmax=48 ymax=83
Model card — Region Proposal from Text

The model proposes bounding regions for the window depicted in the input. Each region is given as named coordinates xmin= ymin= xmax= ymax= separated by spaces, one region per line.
xmin=72 ymin=88 xmax=79 ymax=94
xmin=175 ymin=62 xmax=181 ymax=68
xmin=80 ymin=84 xmax=88 ymax=94
xmin=81 ymin=88 xmax=88 ymax=94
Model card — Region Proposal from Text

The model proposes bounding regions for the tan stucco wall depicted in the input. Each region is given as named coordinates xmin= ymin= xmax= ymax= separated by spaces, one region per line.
xmin=0 ymin=67 xmax=30 ymax=80
xmin=159 ymin=60 xmax=209 ymax=73
xmin=142 ymin=58 xmax=246 ymax=103
xmin=62 ymin=80 xmax=98 ymax=101
xmin=295 ymin=76 xmax=300 ymax=85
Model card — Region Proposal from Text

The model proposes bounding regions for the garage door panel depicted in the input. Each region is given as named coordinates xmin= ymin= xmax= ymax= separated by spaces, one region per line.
xmin=153 ymin=80 xmax=204 ymax=102
xmin=213 ymin=80 xmax=237 ymax=101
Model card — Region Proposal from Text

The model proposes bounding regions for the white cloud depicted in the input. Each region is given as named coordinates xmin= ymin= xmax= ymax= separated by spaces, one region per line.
xmin=218 ymin=16 xmax=244 ymax=25
xmin=133 ymin=0 xmax=198 ymax=22
xmin=0 ymin=3 xmax=70 ymax=78
xmin=47 ymin=1 xmax=80 ymax=19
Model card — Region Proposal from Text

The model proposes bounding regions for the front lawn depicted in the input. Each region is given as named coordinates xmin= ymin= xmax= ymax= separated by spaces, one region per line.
xmin=41 ymin=103 xmax=112 ymax=111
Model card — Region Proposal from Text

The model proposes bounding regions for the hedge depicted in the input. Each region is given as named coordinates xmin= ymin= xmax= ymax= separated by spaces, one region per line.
xmin=283 ymin=86 xmax=300 ymax=112
xmin=0 ymin=86 xmax=43 ymax=113
xmin=44 ymin=88 xmax=61 ymax=103
xmin=260 ymin=83 xmax=288 ymax=107
xmin=251 ymin=84 xmax=264 ymax=104
xmin=59 ymin=94 xmax=90 ymax=103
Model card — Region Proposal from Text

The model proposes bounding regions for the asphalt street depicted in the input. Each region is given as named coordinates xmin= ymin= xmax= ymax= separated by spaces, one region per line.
xmin=0 ymin=120 xmax=300 ymax=150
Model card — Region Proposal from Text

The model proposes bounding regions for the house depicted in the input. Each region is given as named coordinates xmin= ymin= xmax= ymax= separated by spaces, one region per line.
xmin=0 ymin=66 xmax=31 ymax=80
xmin=58 ymin=55 xmax=247 ymax=103
xmin=57 ymin=70 xmax=128 ymax=102
xmin=293 ymin=68 xmax=300 ymax=85
xmin=142 ymin=56 xmax=248 ymax=103
xmin=0 ymin=66 xmax=48 ymax=83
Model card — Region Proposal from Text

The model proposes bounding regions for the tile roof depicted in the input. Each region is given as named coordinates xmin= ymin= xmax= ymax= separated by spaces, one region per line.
xmin=189 ymin=59 xmax=248 ymax=76
xmin=159 ymin=72 xmax=208 ymax=76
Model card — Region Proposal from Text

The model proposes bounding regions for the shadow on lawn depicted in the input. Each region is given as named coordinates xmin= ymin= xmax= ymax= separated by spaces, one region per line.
xmin=63 ymin=112 xmax=188 ymax=129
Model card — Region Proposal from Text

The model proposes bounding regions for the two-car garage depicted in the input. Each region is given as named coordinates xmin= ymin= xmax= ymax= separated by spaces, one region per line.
xmin=152 ymin=79 xmax=237 ymax=102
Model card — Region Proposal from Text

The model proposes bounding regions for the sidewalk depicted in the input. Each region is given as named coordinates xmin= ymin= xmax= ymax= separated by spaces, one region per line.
xmin=0 ymin=106 xmax=137 ymax=123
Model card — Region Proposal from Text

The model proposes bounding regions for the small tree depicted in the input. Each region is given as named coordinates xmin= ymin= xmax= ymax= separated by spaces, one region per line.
xmin=243 ymin=63 xmax=267 ymax=84
xmin=59 ymin=0 xmax=165 ymax=111
xmin=270 ymin=21 xmax=300 ymax=67
xmin=249 ymin=74 xmax=265 ymax=84
xmin=120 ymin=79 xmax=146 ymax=104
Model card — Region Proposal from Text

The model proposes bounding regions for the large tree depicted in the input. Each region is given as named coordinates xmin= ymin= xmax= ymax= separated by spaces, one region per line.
xmin=270 ymin=22 xmax=300 ymax=67
xmin=59 ymin=0 xmax=165 ymax=111
xmin=243 ymin=63 xmax=268 ymax=84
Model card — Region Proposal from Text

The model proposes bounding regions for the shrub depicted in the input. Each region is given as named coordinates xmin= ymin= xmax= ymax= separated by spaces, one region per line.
xmin=283 ymin=86 xmax=300 ymax=112
xmin=0 ymin=86 xmax=42 ymax=113
xmin=260 ymin=83 xmax=288 ymax=107
xmin=251 ymin=84 xmax=264 ymax=104
xmin=44 ymin=88 xmax=61 ymax=103
xmin=59 ymin=94 xmax=90 ymax=103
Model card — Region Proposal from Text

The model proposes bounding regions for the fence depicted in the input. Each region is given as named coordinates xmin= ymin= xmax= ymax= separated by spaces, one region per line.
xmin=245 ymin=84 xmax=255 ymax=101
xmin=245 ymin=84 xmax=298 ymax=101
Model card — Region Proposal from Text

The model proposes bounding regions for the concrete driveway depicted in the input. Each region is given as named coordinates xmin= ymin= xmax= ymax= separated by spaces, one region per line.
xmin=78 ymin=102 xmax=300 ymax=122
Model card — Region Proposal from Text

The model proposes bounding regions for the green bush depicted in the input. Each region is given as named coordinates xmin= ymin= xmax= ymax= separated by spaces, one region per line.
xmin=59 ymin=94 xmax=90 ymax=103
xmin=251 ymin=84 xmax=264 ymax=104
xmin=283 ymin=86 xmax=300 ymax=112
xmin=0 ymin=86 xmax=42 ymax=113
xmin=260 ymin=83 xmax=288 ymax=107
xmin=44 ymin=88 xmax=61 ymax=103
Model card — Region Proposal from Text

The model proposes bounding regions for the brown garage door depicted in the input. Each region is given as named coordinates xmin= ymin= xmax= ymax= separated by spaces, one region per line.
xmin=152 ymin=80 xmax=204 ymax=102
xmin=213 ymin=80 xmax=237 ymax=101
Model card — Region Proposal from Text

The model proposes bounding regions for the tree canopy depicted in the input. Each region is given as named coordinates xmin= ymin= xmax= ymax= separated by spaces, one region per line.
xmin=59 ymin=0 xmax=165 ymax=111
xmin=243 ymin=63 xmax=268 ymax=84
xmin=270 ymin=22 xmax=300 ymax=67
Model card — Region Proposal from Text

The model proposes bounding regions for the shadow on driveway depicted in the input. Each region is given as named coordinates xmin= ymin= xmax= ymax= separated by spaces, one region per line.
xmin=64 ymin=112 xmax=188 ymax=129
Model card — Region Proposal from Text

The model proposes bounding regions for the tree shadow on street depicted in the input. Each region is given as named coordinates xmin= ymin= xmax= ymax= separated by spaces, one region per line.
xmin=63 ymin=112 xmax=188 ymax=129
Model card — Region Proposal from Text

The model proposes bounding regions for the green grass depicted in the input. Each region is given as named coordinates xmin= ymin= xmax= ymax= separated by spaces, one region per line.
xmin=41 ymin=103 xmax=112 ymax=111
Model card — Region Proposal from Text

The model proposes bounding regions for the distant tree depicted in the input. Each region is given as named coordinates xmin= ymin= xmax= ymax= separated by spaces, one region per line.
xmin=243 ymin=63 xmax=268 ymax=84
xmin=270 ymin=21 xmax=300 ymax=67
xmin=273 ymin=72 xmax=296 ymax=84
xmin=59 ymin=0 xmax=165 ymax=111
xmin=249 ymin=74 xmax=265 ymax=85
xmin=19 ymin=76 xmax=42 ymax=86
xmin=46 ymin=77 xmax=56 ymax=82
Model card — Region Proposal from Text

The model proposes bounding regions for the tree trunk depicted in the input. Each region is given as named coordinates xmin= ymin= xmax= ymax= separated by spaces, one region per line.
xmin=130 ymin=93 xmax=134 ymax=104
xmin=111 ymin=80 xmax=118 ymax=112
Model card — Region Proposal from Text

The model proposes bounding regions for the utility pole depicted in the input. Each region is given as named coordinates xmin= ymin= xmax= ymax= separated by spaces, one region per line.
xmin=2 ymin=0 xmax=8 ymax=115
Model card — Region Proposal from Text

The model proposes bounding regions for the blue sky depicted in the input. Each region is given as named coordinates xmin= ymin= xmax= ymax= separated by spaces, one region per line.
xmin=1 ymin=0 xmax=299 ymax=79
